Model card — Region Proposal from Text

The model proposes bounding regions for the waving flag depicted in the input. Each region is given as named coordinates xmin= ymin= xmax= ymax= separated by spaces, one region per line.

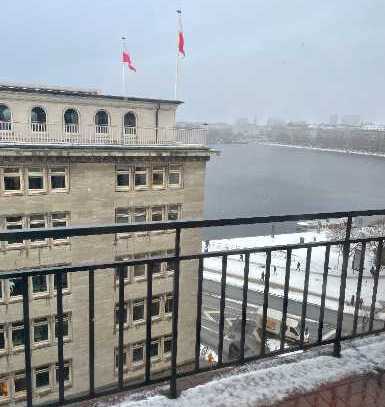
xmin=122 ymin=50 xmax=136 ymax=72
xmin=177 ymin=9 xmax=185 ymax=57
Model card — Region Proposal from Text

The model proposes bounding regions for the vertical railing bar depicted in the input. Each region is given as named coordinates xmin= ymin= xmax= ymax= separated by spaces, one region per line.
xmin=260 ymin=250 xmax=271 ymax=356
xmin=22 ymin=275 xmax=33 ymax=407
xmin=280 ymin=248 xmax=292 ymax=351
xmin=194 ymin=257 xmax=204 ymax=372
xmin=369 ymin=240 xmax=383 ymax=331
xmin=170 ymin=227 xmax=181 ymax=399
xmin=117 ymin=265 xmax=125 ymax=390
xmin=56 ymin=271 xmax=65 ymax=403
xmin=352 ymin=243 xmax=366 ymax=336
xmin=239 ymin=252 xmax=250 ymax=362
xmin=88 ymin=268 xmax=95 ymax=397
xmin=333 ymin=215 xmax=352 ymax=357
xmin=217 ymin=255 xmax=227 ymax=366
xmin=317 ymin=245 xmax=330 ymax=344
xmin=145 ymin=263 xmax=153 ymax=384
xmin=300 ymin=247 xmax=312 ymax=347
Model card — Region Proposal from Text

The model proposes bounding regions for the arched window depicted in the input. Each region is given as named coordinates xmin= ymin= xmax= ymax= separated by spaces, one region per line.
xmin=0 ymin=104 xmax=11 ymax=122
xmin=124 ymin=112 xmax=136 ymax=128
xmin=64 ymin=109 xmax=79 ymax=125
xmin=31 ymin=107 xmax=46 ymax=132
xmin=64 ymin=108 xmax=79 ymax=133
xmin=95 ymin=110 xmax=109 ymax=126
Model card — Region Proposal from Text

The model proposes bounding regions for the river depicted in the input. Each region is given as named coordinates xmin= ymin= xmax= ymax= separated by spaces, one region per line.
xmin=203 ymin=143 xmax=385 ymax=239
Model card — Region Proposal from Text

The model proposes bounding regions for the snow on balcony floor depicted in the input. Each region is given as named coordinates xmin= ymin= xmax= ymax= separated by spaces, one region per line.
xmin=103 ymin=333 xmax=385 ymax=407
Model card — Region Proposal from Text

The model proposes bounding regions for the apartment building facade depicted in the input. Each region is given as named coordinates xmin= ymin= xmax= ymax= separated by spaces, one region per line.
xmin=0 ymin=85 xmax=210 ymax=404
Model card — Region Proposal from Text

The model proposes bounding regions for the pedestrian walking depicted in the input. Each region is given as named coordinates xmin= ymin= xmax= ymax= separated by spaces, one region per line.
xmin=240 ymin=254 xmax=243 ymax=262
xmin=273 ymin=265 xmax=277 ymax=274
xmin=204 ymin=240 xmax=210 ymax=253
xmin=359 ymin=298 xmax=363 ymax=310
xmin=261 ymin=271 xmax=265 ymax=282
xmin=350 ymin=294 xmax=355 ymax=306
xmin=370 ymin=265 xmax=375 ymax=277
xmin=296 ymin=261 xmax=301 ymax=272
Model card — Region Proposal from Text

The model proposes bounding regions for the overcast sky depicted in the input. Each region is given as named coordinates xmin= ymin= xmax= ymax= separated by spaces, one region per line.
xmin=2 ymin=1 xmax=385 ymax=123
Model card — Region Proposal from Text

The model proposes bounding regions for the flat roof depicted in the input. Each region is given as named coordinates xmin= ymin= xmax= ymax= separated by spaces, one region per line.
xmin=0 ymin=84 xmax=183 ymax=105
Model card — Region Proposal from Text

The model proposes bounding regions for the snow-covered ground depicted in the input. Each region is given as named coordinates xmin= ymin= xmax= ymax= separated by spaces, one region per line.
xmin=203 ymin=231 xmax=385 ymax=314
xmin=113 ymin=334 xmax=385 ymax=407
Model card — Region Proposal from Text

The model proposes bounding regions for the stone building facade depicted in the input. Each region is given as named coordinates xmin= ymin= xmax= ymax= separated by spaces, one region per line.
xmin=0 ymin=85 xmax=209 ymax=404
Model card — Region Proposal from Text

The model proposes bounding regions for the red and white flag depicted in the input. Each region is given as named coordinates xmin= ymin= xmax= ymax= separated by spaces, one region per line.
xmin=177 ymin=9 xmax=185 ymax=57
xmin=122 ymin=50 xmax=136 ymax=72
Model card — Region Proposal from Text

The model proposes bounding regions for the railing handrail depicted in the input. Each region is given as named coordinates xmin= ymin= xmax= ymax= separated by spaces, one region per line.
xmin=0 ymin=208 xmax=384 ymax=241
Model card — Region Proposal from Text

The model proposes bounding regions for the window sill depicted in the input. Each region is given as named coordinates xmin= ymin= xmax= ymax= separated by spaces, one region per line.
xmin=49 ymin=189 xmax=69 ymax=194
xmin=32 ymin=341 xmax=50 ymax=350
xmin=131 ymin=362 xmax=145 ymax=370
xmin=116 ymin=187 xmax=131 ymax=192
xmin=29 ymin=242 xmax=49 ymax=248
xmin=52 ymin=240 xmax=71 ymax=246
xmin=3 ymin=191 xmax=24 ymax=196
xmin=27 ymin=190 xmax=47 ymax=195
xmin=32 ymin=292 xmax=50 ymax=299
xmin=9 ymin=297 xmax=23 ymax=304
xmin=35 ymin=387 xmax=51 ymax=397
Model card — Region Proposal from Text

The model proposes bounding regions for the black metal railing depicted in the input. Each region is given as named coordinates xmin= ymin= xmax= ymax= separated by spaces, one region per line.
xmin=0 ymin=209 xmax=384 ymax=406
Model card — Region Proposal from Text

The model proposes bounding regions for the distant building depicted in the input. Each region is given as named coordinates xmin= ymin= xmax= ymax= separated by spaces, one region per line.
xmin=341 ymin=115 xmax=361 ymax=127
xmin=329 ymin=114 xmax=338 ymax=126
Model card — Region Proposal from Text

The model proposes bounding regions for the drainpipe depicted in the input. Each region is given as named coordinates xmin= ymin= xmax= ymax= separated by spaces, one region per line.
xmin=155 ymin=103 xmax=160 ymax=143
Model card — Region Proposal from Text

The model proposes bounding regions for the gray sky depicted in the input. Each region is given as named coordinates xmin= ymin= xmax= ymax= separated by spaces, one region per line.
xmin=2 ymin=0 xmax=385 ymax=123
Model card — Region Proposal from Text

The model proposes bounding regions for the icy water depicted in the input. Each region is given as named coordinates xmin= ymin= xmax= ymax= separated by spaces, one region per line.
xmin=203 ymin=143 xmax=385 ymax=239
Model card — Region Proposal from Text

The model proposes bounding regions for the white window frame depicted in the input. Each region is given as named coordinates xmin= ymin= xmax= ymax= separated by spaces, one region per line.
xmin=9 ymin=277 xmax=24 ymax=300
xmin=116 ymin=167 xmax=131 ymax=191
xmin=133 ymin=254 xmax=147 ymax=281
xmin=150 ymin=339 xmax=160 ymax=362
xmin=31 ymin=274 xmax=49 ymax=297
xmin=50 ymin=212 xmax=70 ymax=244
xmin=150 ymin=206 xmax=164 ymax=223
xmin=33 ymin=318 xmax=50 ymax=346
xmin=151 ymin=296 xmax=161 ymax=320
xmin=2 ymin=167 xmax=23 ymax=195
xmin=48 ymin=167 xmax=68 ymax=193
xmin=28 ymin=214 xmax=47 ymax=246
xmin=131 ymin=342 xmax=144 ymax=367
xmin=11 ymin=322 xmax=25 ymax=350
xmin=34 ymin=365 xmax=51 ymax=391
xmin=27 ymin=167 xmax=46 ymax=194
xmin=115 ymin=208 xmax=131 ymax=239
xmin=149 ymin=252 xmax=163 ymax=277
xmin=132 ymin=300 xmax=145 ymax=324
xmin=134 ymin=166 xmax=149 ymax=190
xmin=164 ymin=294 xmax=173 ymax=317
xmin=151 ymin=166 xmax=165 ymax=189
xmin=55 ymin=313 xmax=71 ymax=343
xmin=163 ymin=336 xmax=172 ymax=358
xmin=167 ymin=204 xmax=181 ymax=221
xmin=5 ymin=215 xmax=25 ymax=248
xmin=168 ymin=165 xmax=183 ymax=188
xmin=0 ymin=324 xmax=6 ymax=354
xmin=13 ymin=372 xmax=27 ymax=399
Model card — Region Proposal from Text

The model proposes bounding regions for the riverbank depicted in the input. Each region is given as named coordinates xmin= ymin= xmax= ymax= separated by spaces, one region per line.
xmin=259 ymin=141 xmax=385 ymax=159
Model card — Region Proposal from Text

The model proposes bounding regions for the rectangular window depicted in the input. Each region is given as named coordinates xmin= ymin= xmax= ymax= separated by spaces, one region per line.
xmin=33 ymin=318 xmax=49 ymax=344
xmin=165 ymin=295 xmax=173 ymax=315
xmin=0 ymin=379 xmax=9 ymax=400
xmin=164 ymin=336 xmax=172 ymax=356
xmin=132 ymin=300 xmax=145 ymax=323
xmin=32 ymin=275 xmax=48 ymax=295
xmin=55 ymin=314 xmax=70 ymax=340
xmin=53 ymin=272 xmax=69 ymax=291
xmin=49 ymin=167 xmax=67 ymax=191
xmin=165 ymin=250 xmax=176 ymax=275
xmin=0 ymin=324 xmax=5 ymax=351
xmin=167 ymin=205 xmax=180 ymax=221
xmin=55 ymin=361 xmax=71 ymax=384
xmin=51 ymin=213 xmax=69 ymax=242
xmin=133 ymin=254 xmax=146 ymax=280
xmin=116 ymin=167 xmax=130 ymax=190
xmin=5 ymin=216 xmax=24 ymax=245
xmin=9 ymin=277 xmax=23 ymax=298
xmin=152 ymin=167 xmax=165 ymax=188
xmin=29 ymin=214 xmax=47 ymax=244
xmin=27 ymin=168 xmax=45 ymax=192
xmin=116 ymin=208 xmax=131 ymax=224
xmin=134 ymin=207 xmax=146 ymax=223
xmin=35 ymin=365 xmax=50 ymax=389
xmin=14 ymin=373 xmax=26 ymax=397
xmin=132 ymin=343 xmax=144 ymax=364
xmin=150 ymin=340 xmax=160 ymax=360
xmin=151 ymin=206 xmax=163 ymax=222
xmin=115 ymin=349 xmax=127 ymax=369
xmin=149 ymin=252 xmax=162 ymax=275
xmin=115 ymin=304 xmax=128 ymax=327
xmin=11 ymin=322 xmax=24 ymax=348
xmin=3 ymin=167 xmax=22 ymax=193
xmin=151 ymin=296 xmax=161 ymax=319
xmin=168 ymin=165 xmax=182 ymax=188
xmin=134 ymin=167 xmax=148 ymax=189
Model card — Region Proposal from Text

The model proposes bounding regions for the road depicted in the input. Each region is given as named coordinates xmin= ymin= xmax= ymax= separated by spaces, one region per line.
xmin=201 ymin=278 xmax=384 ymax=358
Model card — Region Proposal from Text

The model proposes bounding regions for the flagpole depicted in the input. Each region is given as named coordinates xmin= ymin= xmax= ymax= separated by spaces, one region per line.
xmin=174 ymin=47 xmax=180 ymax=100
xmin=121 ymin=36 xmax=126 ymax=96
xmin=174 ymin=9 xmax=183 ymax=100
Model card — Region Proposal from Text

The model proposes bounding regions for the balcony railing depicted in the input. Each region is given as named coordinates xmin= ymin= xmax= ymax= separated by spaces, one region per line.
xmin=0 ymin=209 xmax=384 ymax=406
xmin=0 ymin=121 xmax=207 ymax=146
